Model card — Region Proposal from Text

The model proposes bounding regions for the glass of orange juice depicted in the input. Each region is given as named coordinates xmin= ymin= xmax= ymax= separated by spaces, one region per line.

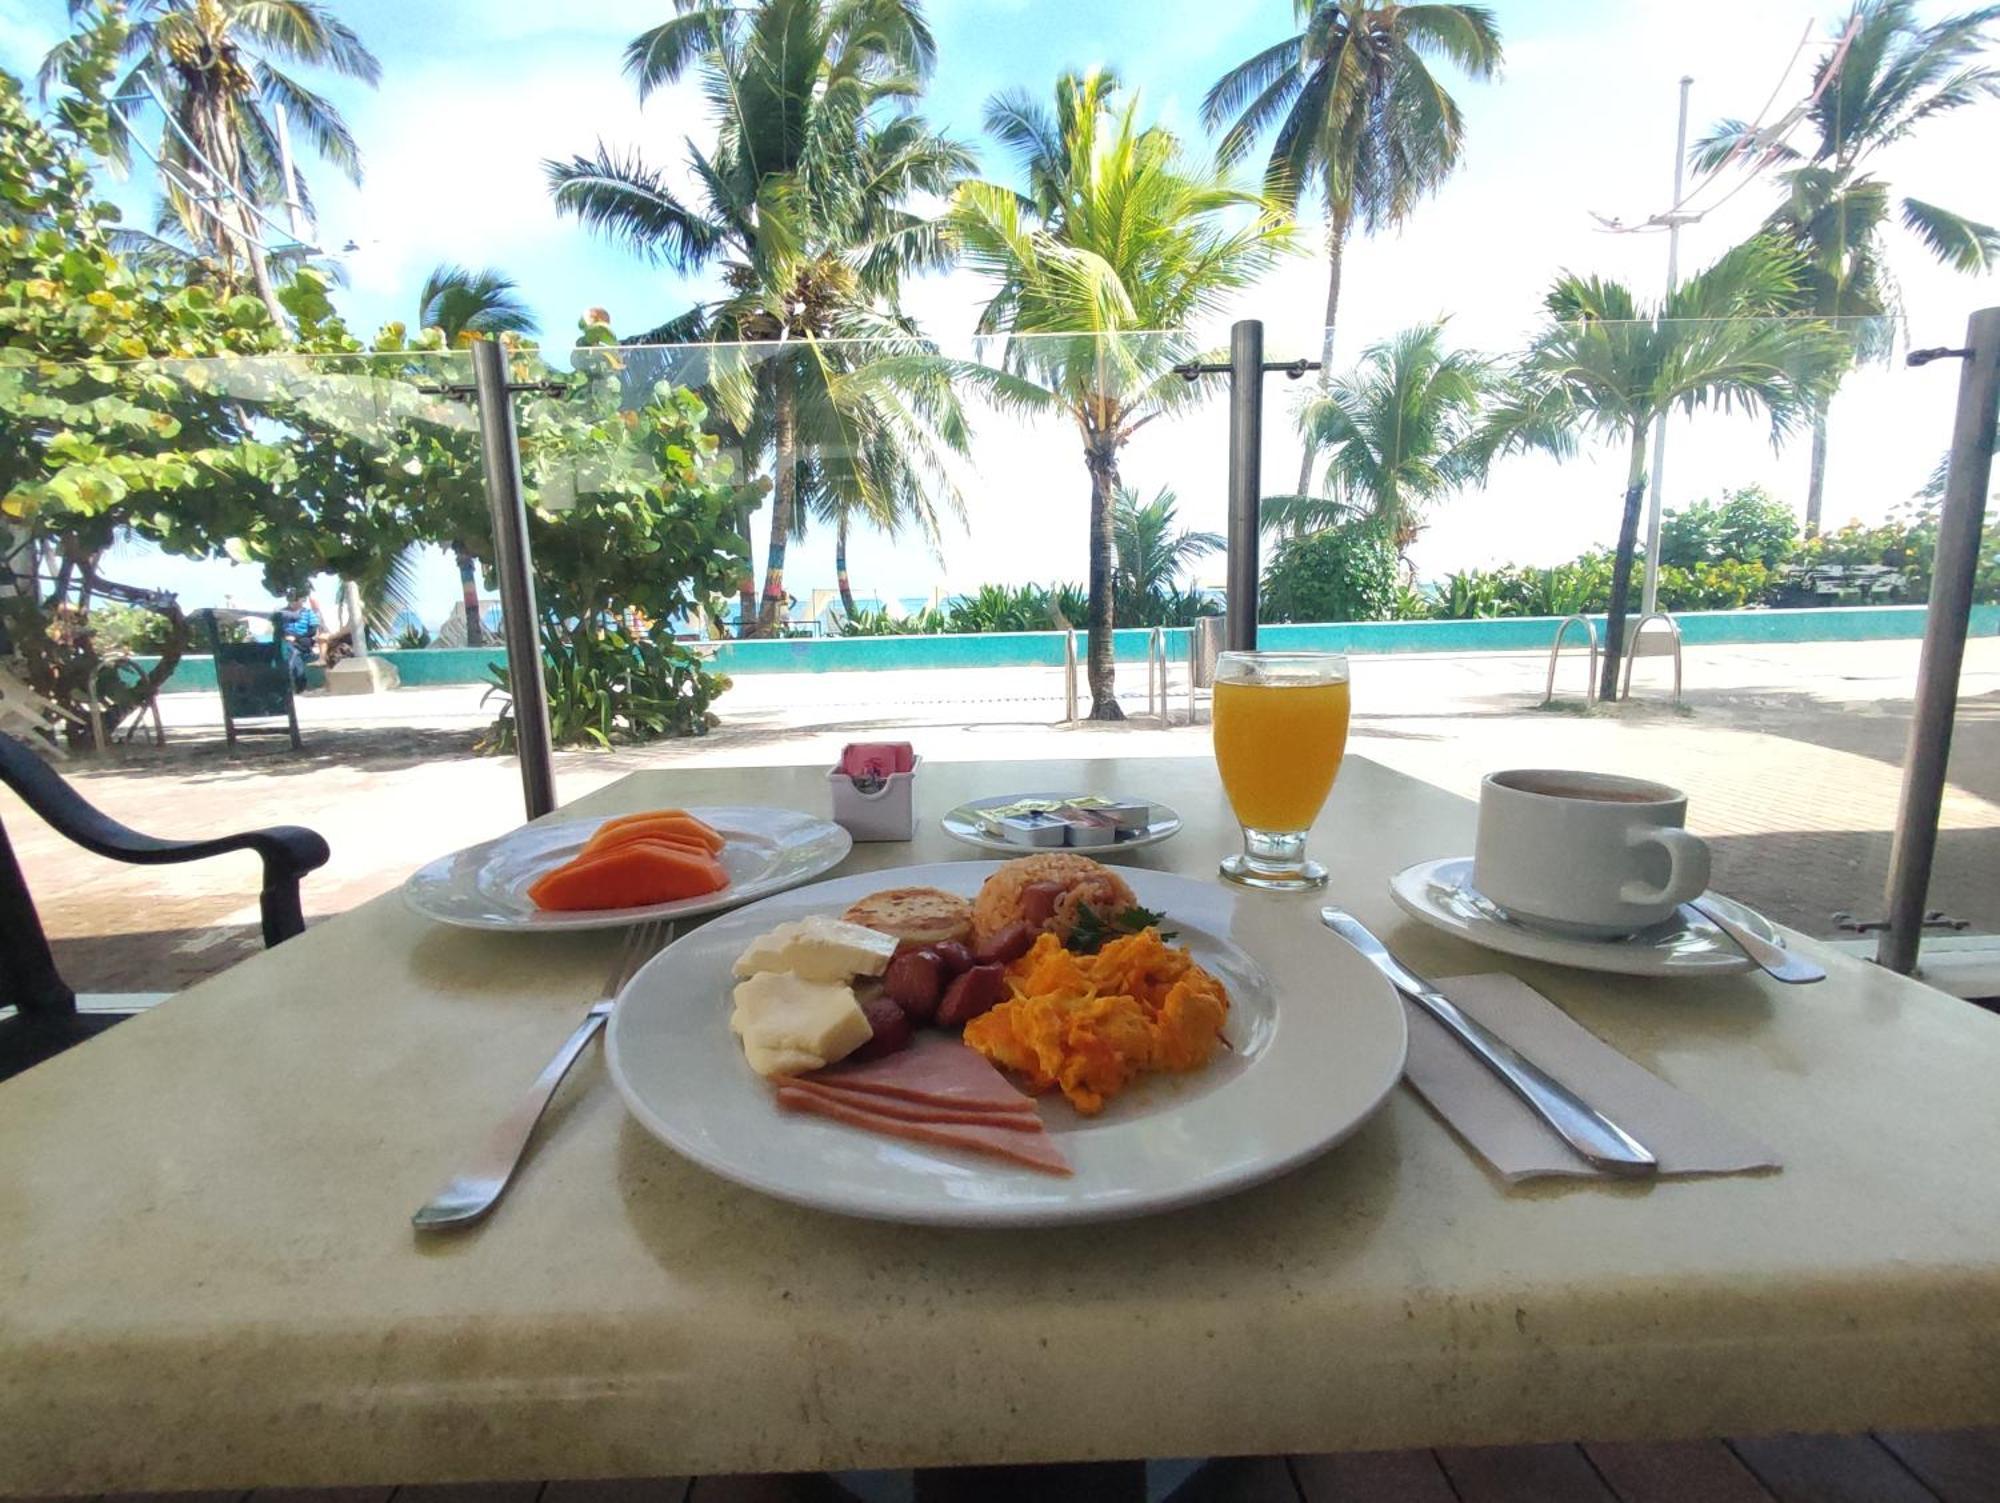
xmin=1211 ymin=650 xmax=1351 ymax=890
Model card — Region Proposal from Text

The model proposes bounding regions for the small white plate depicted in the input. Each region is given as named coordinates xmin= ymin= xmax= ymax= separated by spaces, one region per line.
xmin=1390 ymin=856 xmax=1773 ymax=977
xmin=607 ymin=861 xmax=1407 ymax=1226
xmin=941 ymin=792 xmax=1182 ymax=857
xmin=401 ymin=806 xmax=852 ymax=932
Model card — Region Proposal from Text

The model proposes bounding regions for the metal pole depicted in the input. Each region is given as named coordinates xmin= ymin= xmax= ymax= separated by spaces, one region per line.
xmin=1641 ymin=75 xmax=1693 ymax=616
xmin=1878 ymin=306 xmax=2000 ymax=974
xmin=1226 ymin=319 xmax=1264 ymax=652
xmin=271 ymin=101 xmax=308 ymax=242
xmin=471 ymin=338 xmax=558 ymax=821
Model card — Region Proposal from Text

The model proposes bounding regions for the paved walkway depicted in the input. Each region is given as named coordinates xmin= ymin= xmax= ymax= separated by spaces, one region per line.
xmin=6 ymin=639 xmax=1996 ymax=994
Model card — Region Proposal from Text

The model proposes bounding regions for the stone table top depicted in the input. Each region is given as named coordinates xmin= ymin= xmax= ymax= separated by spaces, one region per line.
xmin=3 ymin=754 xmax=1998 ymax=1493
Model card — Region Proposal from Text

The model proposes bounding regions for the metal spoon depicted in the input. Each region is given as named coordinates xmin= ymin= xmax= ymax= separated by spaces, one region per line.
xmin=1684 ymin=897 xmax=1826 ymax=984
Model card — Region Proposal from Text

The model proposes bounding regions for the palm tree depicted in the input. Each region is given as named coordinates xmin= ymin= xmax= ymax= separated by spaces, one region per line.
xmin=1485 ymin=238 xmax=1847 ymax=700
xmin=45 ymin=0 xmax=380 ymax=322
xmin=1112 ymin=485 xmax=1223 ymax=624
xmin=1263 ymin=322 xmax=1491 ymax=552
xmin=1202 ymin=2 xmax=1503 ymax=492
xmin=950 ymin=69 xmax=1296 ymax=718
xmin=417 ymin=263 xmax=538 ymax=345
xmin=545 ymin=0 xmax=973 ymax=636
xmin=1694 ymin=0 xmax=2000 ymax=536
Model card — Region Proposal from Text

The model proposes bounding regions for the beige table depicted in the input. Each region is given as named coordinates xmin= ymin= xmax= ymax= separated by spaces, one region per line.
xmin=4 ymin=755 xmax=1999 ymax=1494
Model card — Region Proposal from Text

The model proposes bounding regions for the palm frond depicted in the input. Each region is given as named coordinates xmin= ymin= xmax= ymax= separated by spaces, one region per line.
xmin=254 ymin=62 xmax=361 ymax=183
xmin=625 ymin=6 xmax=735 ymax=101
xmin=546 ymin=145 xmax=725 ymax=269
xmin=1397 ymin=4 xmax=1504 ymax=77
xmin=234 ymin=1 xmax=381 ymax=82
xmin=1898 ymin=195 xmax=2000 ymax=272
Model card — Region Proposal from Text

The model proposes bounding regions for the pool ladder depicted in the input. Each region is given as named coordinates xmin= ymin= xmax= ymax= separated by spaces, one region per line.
xmin=1542 ymin=615 xmax=1600 ymax=706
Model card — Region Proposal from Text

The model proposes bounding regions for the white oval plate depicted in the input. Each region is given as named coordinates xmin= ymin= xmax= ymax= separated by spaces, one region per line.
xmin=1390 ymin=856 xmax=1771 ymax=977
xmin=401 ymin=806 xmax=852 ymax=932
xmin=607 ymin=862 xmax=1407 ymax=1226
xmin=941 ymin=792 xmax=1182 ymax=857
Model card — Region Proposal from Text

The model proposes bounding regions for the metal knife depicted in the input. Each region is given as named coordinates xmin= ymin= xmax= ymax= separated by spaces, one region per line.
xmin=1321 ymin=907 xmax=1658 ymax=1178
xmin=1685 ymin=897 xmax=1826 ymax=984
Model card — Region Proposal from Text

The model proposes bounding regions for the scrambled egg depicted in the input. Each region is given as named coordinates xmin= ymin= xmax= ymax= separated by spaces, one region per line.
xmin=961 ymin=930 xmax=1230 ymax=1114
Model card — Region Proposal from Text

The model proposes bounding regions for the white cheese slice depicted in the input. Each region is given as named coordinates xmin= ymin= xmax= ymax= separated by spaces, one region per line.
xmin=729 ymin=971 xmax=874 ymax=1078
xmin=731 ymin=915 xmax=897 ymax=983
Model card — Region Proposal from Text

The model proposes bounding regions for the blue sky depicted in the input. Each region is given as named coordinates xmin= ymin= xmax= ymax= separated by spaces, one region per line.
xmin=1 ymin=0 xmax=1995 ymax=619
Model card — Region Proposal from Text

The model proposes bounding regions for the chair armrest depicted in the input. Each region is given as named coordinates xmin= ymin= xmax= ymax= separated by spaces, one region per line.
xmin=0 ymin=733 xmax=330 ymax=945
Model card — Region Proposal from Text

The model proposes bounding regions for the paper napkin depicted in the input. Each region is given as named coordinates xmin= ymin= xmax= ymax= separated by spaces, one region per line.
xmin=1402 ymin=973 xmax=1782 ymax=1183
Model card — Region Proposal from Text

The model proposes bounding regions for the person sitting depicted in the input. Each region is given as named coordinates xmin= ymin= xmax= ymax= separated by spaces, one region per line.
xmin=274 ymin=592 xmax=324 ymax=692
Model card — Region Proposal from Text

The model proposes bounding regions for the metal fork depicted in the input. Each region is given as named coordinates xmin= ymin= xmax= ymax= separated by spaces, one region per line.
xmin=412 ymin=919 xmax=671 ymax=1231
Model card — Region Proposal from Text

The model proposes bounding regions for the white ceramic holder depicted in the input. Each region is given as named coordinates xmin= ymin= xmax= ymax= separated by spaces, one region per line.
xmin=828 ymin=743 xmax=920 ymax=842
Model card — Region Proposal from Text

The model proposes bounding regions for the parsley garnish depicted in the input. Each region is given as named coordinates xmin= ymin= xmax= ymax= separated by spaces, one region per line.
xmin=1067 ymin=902 xmax=1178 ymax=954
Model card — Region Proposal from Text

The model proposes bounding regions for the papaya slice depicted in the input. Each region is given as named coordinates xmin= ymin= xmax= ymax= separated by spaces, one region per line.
xmin=528 ymin=838 xmax=728 ymax=911
xmin=585 ymin=809 xmax=726 ymax=855
xmin=579 ymin=822 xmax=717 ymax=861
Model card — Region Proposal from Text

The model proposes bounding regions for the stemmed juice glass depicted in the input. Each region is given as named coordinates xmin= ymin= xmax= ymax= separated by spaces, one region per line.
xmin=1211 ymin=650 xmax=1351 ymax=890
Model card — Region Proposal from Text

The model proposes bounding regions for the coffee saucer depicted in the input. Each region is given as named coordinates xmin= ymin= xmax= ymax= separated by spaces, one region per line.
xmin=1389 ymin=857 xmax=1769 ymax=978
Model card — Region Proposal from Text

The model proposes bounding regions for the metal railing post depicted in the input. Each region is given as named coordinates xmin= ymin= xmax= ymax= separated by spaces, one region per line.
xmin=1225 ymin=319 xmax=1264 ymax=652
xmin=1879 ymin=307 xmax=2000 ymax=974
xmin=470 ymin=339 xmax=558 ymax=821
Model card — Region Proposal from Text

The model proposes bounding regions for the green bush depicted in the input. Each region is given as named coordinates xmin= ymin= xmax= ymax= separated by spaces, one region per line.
xmin=1489 ymin=555 xmax=1612 ymax=617
xmin=396 ymin=624 xmax=433 ymax=650
xmin=1656 ymin=559 xmax=1774 ymax=611
xmin=1434 ymin=568 xmax=1504 ymax=619
xmin=85 ymin=603 xmax=184 ymax=654
xmin=836 ymin=606 xmax=945 ymax=636
xmin=1660 ymin=486 xmax=1799 ymax=570
xmin=485 ymin=619 xmax=725 ymax=751
xmin=942 ymin=583 xmax=1083 ymax=634
xmin=1388 ymin=583 xmax=1433 ymax=620
xmin=1260 ymin=521 xmax=1399 ymax=624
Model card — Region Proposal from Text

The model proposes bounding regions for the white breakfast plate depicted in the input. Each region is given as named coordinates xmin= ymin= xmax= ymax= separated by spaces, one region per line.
xmin=606 ymin=861 xmax=1407 ymax=1227
xmin=941 ymin=792 xmax=1183 ymax=856
xmin=401 ymin=806 xmax=852 ymax=932
xmin=1390 ymin=856 xmax=1772 ymax=977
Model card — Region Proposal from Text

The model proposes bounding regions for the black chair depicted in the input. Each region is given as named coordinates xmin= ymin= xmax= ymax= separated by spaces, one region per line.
xmin=0 ymin=732 xmax=330 ymax=1080
xmin=195 ymin=608 xmax=303 ymax=750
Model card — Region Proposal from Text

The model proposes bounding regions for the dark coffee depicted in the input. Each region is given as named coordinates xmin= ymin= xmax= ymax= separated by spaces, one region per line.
xmin=1494 ymin=771 xmax=1675 ymax=804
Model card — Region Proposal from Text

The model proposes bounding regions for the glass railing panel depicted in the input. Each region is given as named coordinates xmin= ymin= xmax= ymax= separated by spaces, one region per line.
xmin=4 ymin=314 xmax=1991 ymax=989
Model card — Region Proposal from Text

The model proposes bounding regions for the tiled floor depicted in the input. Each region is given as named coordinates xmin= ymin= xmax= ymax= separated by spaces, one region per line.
xmin=21 ymin=1432 xmax=2000 ymax=1503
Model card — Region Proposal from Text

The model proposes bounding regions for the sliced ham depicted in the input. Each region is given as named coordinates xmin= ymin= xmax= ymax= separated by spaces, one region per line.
xmin=783 ymin=1076 xmax=1045 ymax=1131
xmin=775 ymin=1085 xmax=1071 ymax=1176
xmin=814 ymin=1033 xmax=1039 ymax=1113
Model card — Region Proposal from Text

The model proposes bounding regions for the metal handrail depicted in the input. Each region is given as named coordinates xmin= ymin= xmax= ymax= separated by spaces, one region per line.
xmin=1619 ymin=611 xmax=1683 ymax=704
xmin=1542 ymin=615 xmax=1600 ymax=706
xmin=1062 ymin=629 xmax=1079 ymax=723
xmin=1145 ymin=626 xmax=1168 ymax=725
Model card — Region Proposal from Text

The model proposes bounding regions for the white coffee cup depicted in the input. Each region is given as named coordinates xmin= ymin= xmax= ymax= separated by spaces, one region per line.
xmin=1472 ymin=769 xmax=1712 ymax=938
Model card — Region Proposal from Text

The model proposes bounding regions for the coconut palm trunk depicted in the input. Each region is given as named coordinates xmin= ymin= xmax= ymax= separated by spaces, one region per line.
xmin=185 ymin=91 xmax=287 ymax=325
xmin=1600 ymin=429 xmax=1651 ymax=702
xmin=835 ymin=512 xmax=858 ymax=619
xmin=1805 ymin=405 xmax=1829 ymax=538
xmin=759 ymin=364 xmax=799 ymax=637
xmin=1296 ymin=200 xmax=1353 ymax=494
xmin=454 ymin=544 xmax=483 ymax=647
xmin=1084 ymin=437 xmax=1124 ymax=720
